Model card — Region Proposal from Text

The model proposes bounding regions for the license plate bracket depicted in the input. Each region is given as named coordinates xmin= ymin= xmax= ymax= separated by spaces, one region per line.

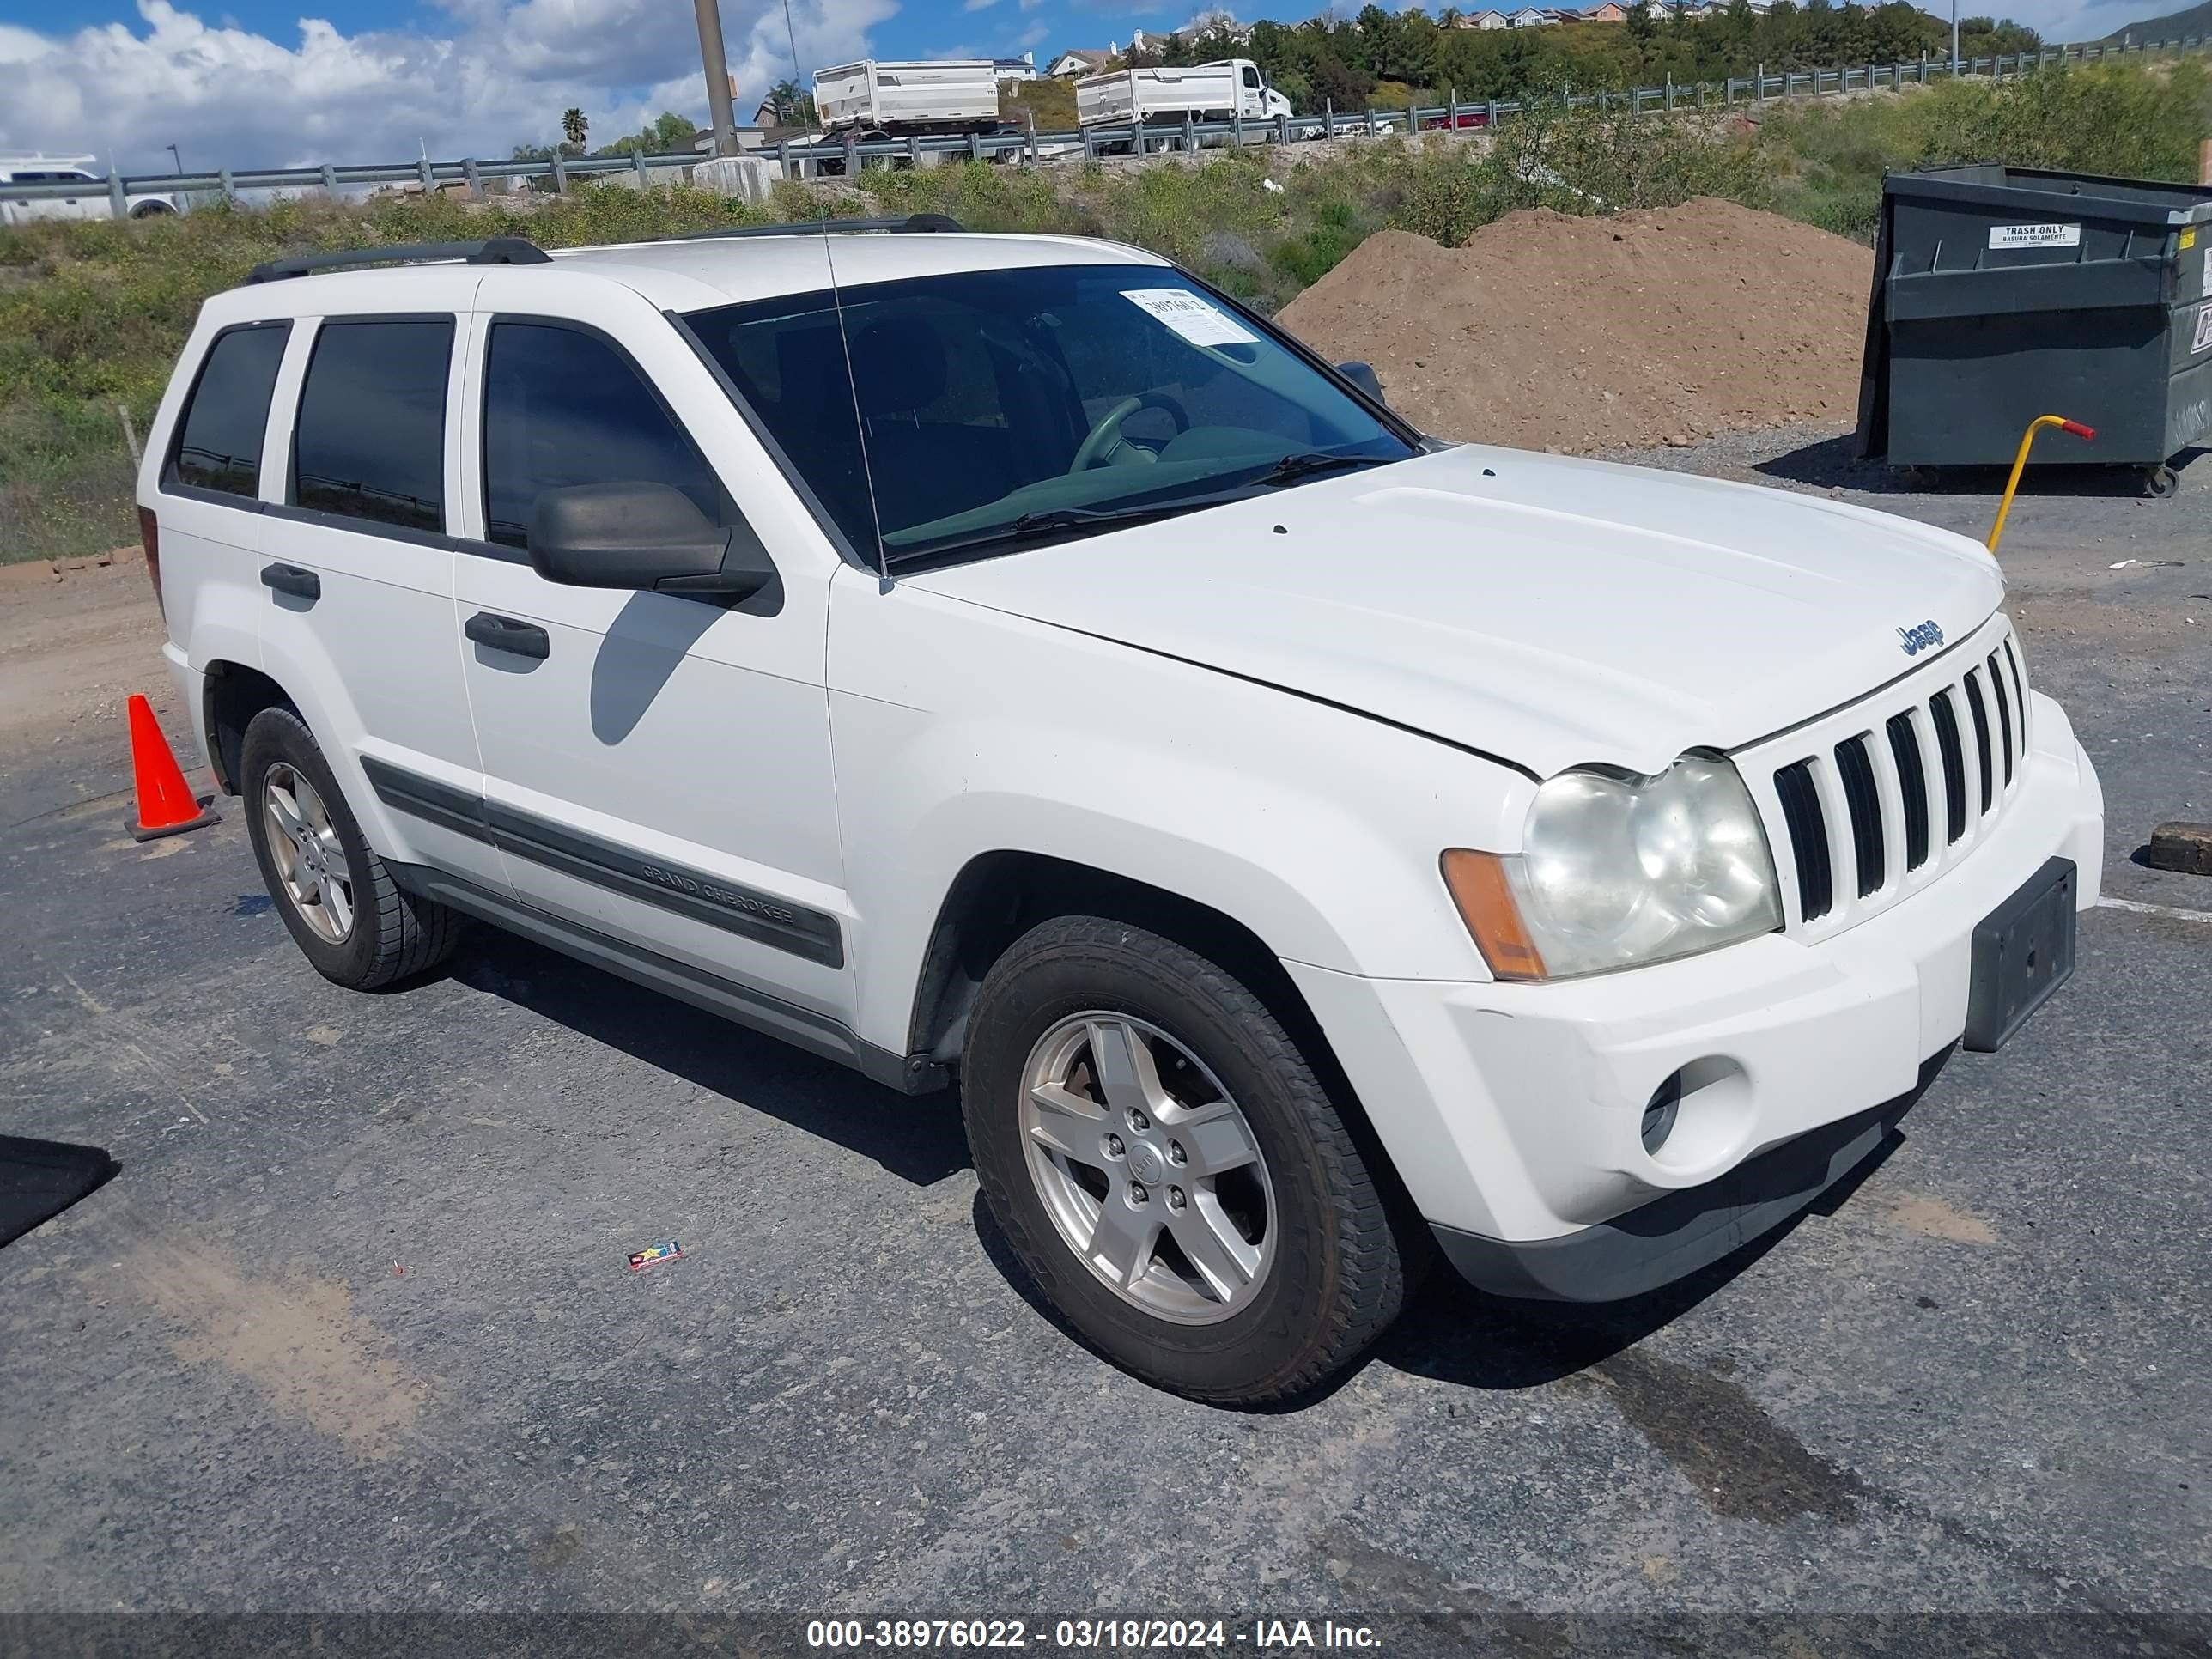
xmin=1963 ymin=856 xmax=2077 ymax=1053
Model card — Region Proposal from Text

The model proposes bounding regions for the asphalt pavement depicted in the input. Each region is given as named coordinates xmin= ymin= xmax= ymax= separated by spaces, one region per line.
xmin=1 ymin=434 xmax=2207 ymax=1657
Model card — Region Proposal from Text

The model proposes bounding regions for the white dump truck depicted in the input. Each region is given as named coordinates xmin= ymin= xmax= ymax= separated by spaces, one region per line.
xmin=812 ymin=59 xmax=1017 ymax=141
xmin=1075 ymin=59 xmax=1295 ymax=137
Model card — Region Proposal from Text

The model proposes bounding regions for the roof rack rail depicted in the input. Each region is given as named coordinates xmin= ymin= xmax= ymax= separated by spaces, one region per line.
xmin=245 ymin=237 xmax=551 ymax=284
xmin=669 ymin=213 xmax=963 ymax=243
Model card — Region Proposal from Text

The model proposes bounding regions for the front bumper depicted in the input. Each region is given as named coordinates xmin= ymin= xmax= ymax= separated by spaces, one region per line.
xmin=1284 ymin=690 xmax=2103 ymax=1301
xmin=1430 ymin=1074 xmax=1931 ymax=1302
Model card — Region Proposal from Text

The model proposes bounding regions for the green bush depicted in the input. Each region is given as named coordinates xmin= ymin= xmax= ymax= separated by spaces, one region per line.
xmin=1761 ymin=61 xmax=2212 ymax=235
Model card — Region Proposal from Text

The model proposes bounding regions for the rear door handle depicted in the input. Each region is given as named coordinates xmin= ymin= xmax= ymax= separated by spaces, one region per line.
xmin=259 ymin=562 xmax=319 ymax=602
xmin=465 ymin=611 xmax=550 ymax=661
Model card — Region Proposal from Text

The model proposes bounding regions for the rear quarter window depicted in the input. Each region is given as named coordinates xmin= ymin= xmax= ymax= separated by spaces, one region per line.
xmin=167 ymin=322 xmax=291 ymax=499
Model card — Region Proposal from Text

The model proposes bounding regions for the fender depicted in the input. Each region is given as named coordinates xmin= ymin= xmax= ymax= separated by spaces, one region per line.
xmin=828 ymin=573 xmax=1536 ymax=1058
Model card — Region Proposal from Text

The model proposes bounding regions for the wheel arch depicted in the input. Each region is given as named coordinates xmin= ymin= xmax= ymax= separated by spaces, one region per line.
xmin=201 ymin=659 xmax=300 ymax=795
xmin=907 ymin=851 xmax=1362 ymax=1120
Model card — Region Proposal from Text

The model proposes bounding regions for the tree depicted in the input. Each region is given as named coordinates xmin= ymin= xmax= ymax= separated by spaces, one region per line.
xmin=597 ymin=112 xmax=701 ymax=156
xmin=1626 ymin=1 xmax=1656 ymax=44
xmin=765 ymin=78 xmax=812 ymax=123
xmin=1354 ymin=5 xmax=1399 ymax=76
xmin=562 ymin=107 xmax=588 ymax=149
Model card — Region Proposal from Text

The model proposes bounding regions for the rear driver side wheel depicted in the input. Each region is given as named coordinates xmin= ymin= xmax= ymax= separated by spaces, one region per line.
xmin=240 ymin=708 xmax=460 ymax=990
xmin=962 ymin=915 xmax=1412 ymax=1404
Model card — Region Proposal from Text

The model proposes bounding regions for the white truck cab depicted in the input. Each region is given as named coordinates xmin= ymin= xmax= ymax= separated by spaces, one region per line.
xmin=139 ymin=220 xmax=2102 ymax=1404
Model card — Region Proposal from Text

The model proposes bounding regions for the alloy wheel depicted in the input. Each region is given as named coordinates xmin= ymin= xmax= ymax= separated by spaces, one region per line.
xmin=262 ymin=762 xmax=356 ymax=945
xmin=1018 ymin=1012 xmax=1276 ymax=1324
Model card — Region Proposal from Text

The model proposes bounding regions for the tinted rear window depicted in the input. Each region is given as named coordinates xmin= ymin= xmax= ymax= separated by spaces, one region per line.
xmin=170 ymin=323 xmax=290 ymax=499
xmin=291 ymin=319 xmax=453 ymax=533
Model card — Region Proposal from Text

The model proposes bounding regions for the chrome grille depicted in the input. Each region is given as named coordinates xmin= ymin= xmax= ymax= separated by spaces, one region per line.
xmin=1746 ymin=617 xmax=2032 ymax=939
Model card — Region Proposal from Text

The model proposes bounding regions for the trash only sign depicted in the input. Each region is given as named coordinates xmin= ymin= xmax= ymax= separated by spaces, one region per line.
xmin=1988 ymin=222 xmax=2081 ymax=250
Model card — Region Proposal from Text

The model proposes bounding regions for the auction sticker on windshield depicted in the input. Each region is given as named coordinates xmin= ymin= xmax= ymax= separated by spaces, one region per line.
xmin=1124 ymin=288 xmax=1259 ymax=349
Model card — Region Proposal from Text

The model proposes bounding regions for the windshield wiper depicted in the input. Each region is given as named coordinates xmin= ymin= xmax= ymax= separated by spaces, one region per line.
xmin=885 ymin=499 xmax=1213 ymax=566
xmin=1253 ymin=451 xmax=1387 ymax=487
xmin=884 ymin=455 xmax=1397 ymax=568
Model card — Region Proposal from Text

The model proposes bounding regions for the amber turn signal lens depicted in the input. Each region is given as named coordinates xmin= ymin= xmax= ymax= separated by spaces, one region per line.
xmin=1440 ymin=848 xmax=1546 ymax=981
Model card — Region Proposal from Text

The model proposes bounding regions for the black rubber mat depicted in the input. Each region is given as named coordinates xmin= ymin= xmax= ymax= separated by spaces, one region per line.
xmin=0 ymin=1134 xmax=118 ymax=1249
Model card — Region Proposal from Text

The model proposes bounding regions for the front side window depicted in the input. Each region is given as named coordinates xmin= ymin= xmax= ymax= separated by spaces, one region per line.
xmin=684 ymin=264 xmax=1413 ymax=567
xmin=291 ymin=319 xmax=453 ymax=533
xmin=481 ymin=321 xmax=734 ymax=549
xmin=169 ymin=322 xmax=289 ymax=499
xmin=1242 ymin=66 xmax=1261 ymax=88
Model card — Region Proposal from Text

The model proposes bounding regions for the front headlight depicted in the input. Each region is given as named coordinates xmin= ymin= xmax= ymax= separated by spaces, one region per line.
xmin=1443 ymin=754 xmax=1782 ymax=981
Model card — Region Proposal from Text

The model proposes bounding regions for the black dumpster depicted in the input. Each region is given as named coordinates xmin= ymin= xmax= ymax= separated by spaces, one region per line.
xmin=1855 ymin=165 xmax=2212 ymax=495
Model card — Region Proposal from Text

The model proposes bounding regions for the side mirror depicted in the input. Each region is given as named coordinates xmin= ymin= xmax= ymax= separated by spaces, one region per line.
xmin=527 ymin=482 xmax=779 ymax=607
xmin=1336 ymin=361 xmax=1385 ymax=405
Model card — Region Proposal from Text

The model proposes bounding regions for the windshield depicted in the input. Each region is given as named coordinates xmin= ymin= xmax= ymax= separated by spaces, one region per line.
xmin=684 ymin=264 xmax=1415 ymax=566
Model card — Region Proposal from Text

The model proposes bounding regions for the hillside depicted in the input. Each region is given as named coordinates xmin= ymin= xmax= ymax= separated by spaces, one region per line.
xmin=2100 ymin=1 xmax=2212 ymax=39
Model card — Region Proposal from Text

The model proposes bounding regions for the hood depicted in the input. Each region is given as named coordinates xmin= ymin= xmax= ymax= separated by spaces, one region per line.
xmin=906 ymin=444 xmax=2005 ymax=780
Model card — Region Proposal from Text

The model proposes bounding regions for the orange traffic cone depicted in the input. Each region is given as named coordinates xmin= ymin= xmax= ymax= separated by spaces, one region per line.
xmin=123 ymin=694 xmax=221 ymax=842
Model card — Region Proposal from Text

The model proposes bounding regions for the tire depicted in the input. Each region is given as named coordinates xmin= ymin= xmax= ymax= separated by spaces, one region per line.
xmin=962 ymin=915 xmax=1410 ymax=1404
xmin=240 ymin=707 xmax=460 ymax=990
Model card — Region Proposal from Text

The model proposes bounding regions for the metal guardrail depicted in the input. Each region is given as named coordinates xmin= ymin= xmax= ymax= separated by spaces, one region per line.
xmin=1 ymin=34 xmax=2203 ymax=210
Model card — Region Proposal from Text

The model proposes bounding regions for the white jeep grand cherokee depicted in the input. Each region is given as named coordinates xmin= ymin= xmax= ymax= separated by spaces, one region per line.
xmin=141 ymin=220 xmax=2102 ymax=1403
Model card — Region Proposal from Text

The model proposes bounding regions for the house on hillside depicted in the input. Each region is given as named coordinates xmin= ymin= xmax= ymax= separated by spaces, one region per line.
xmin=993 ymin=52 xmax=1036 ymax=82
xmin=1048 ymin=47 xmax=1114 ymax=76
xmin=1456 ymin=8 xmax=1511 ymax=24
xmin=1577 ymin=2 xmax=1629 ymax=18
xmin=1506 ymin=5 xmax=1559 ymax=23
xmin=1176 ymin=9 xmax=1255 ymax=41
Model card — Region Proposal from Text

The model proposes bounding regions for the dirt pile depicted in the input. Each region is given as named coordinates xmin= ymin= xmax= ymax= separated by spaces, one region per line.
xmin=1277 ymin=198 xmax=1875 ymax=452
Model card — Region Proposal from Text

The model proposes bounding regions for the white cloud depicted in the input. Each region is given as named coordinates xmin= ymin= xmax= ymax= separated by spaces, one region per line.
xmin=1013 ymin=21 xmax=1050 ymax=43
xmin=0 ymin=23 xmax=53 ymax=62
xmin=0 ymin=0 xmax=894 ymax=173
xmin=964 ymin=0 xmax=1000 ymax=10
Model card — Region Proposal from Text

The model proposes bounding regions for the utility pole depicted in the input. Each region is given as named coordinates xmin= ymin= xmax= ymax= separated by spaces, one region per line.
xmin=694 ymin=0 xmax=739 ymax=156
xmin=1950 ymin=0 xmax=1960 ymax=76
xmin=166 ymin=143 xmax=183 ymax=174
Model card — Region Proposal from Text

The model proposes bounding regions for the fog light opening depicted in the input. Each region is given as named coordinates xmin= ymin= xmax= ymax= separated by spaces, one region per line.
xmin=1641 ymin=1072 xmax=1683 ymax=1156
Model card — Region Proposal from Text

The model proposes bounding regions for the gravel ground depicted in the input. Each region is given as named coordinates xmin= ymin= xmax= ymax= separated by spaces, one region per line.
xmin=0 ymin=434 xmax=2206 ymax=1658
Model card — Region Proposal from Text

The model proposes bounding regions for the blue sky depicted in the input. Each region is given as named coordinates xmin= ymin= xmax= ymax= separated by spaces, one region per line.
xmin=0 ymin=0 xmax=2157 ymax=174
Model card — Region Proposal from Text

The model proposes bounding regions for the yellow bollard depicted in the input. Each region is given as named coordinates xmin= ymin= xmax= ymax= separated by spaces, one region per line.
xmin=1986 ymin=415 xmax=2095 ymax=554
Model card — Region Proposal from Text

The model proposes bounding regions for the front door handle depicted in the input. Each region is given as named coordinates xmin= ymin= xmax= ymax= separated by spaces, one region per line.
xmin=259 ymin=562 xmax=319 ymax=602
xmin=465 ymin=611 xmax=550 ymax=660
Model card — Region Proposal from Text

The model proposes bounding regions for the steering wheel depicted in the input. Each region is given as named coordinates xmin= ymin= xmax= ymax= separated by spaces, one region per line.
xmin=1070 ymin=392 xmax=1191 ymax=472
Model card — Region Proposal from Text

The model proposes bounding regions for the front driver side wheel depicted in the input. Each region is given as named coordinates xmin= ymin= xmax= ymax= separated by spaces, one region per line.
xmin=963 ymin=915 xmax=1412 ymax=1404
